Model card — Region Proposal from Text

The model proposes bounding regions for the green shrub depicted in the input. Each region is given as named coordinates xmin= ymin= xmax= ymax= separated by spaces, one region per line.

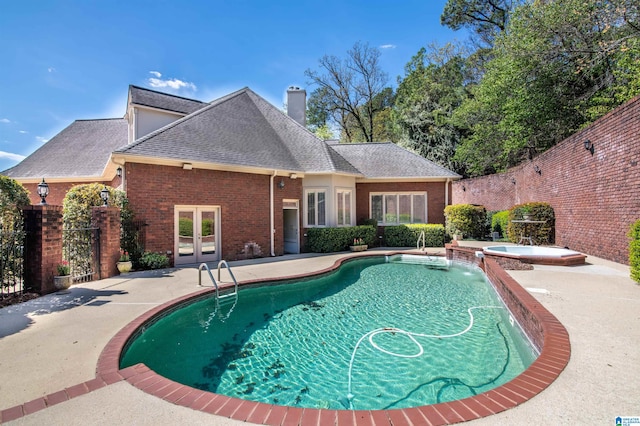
xmin=630 ymin=220 xmax=640 ymax=283
xmin=444 ymin=204 xmax=487 ymax=240
xmin=0 ymin=176 xmax=30 ymax=291
xmin=506 ymin=202 xmax=555 ymax=244
xmin=384 ymin=224 xmax=446 ymax=247
xmin=491 ymin=210 xmax=510 ymax=237
xmin=306 ymin=225 xmax=376 ymax=253
xmin=138 ymin=251 xmax=170 ymax=270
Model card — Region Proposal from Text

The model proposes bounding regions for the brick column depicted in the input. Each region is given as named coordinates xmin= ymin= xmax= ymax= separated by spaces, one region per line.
xmin=23 ymin=205 xmax=64 ymax=295
xmin=92 ymin=206 xmax=121 ymax=279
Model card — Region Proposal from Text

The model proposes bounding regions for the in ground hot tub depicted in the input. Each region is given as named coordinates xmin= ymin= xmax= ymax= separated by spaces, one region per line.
xmin=482 ymin=245 xmax=587 ymax=266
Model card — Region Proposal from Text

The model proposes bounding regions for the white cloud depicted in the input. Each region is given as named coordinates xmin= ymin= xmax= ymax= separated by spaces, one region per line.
xmin=19 ymin=130 xmax=28 ymax=134
xmin=380 ymin=44 xmax=397 ymax=49
xmin=0 ymin=151 xmax=26 ymax=161
xmin=0 ymin=118 xmax=10 ymax=124
xmin=147 ymin=71 xmax=197 ymax=92
xmin=48 ymin=67 xmax=56 ymax=73
xmin=35 ymin=136 xmax=49 ymax=143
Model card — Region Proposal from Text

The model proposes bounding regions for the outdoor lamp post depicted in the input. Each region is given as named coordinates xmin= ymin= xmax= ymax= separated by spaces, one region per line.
xmin=37 ymin=178 xmax=49 ymax=205
xmin=100 ymin=186 xmax=110 ymax=206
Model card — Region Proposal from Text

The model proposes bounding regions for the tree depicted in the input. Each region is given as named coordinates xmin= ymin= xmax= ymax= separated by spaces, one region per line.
xmin=441 ymin=0 xmax=521 ymax=47
xmin=392 ymin=44 xmax=473 ymax=174
xmin=305 ymin=41 xmax=390 ymax=142
xmin=452 ymin=0 xmax=640 ymax=176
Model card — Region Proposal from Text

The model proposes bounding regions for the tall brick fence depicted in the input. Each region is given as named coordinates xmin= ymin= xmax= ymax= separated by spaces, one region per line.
xmin=452 ymin=95 xmax=640 ymax=264
xmin=23 ymin=205 xmax=121 ymax=294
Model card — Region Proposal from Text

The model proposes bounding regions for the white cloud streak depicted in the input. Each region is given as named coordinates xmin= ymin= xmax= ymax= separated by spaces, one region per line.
xmin=0 ymin=151 xmax=26 ymax=161
xmin=0 ymin=118 xmax=10 ymax=124
xmin=36 ymin=136 xmax=49 ymax=143
xmin=147 ymin=71 xmax=197 ymax=91
xmin=380 ymin=44 xmax=397 ymax=49
xmin=19 ymin=130 xmax=28 ymax=134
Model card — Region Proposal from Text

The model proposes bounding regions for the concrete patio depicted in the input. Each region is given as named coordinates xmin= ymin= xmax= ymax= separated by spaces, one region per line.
xmin=0 ymin=246 xmax=638 ymax=425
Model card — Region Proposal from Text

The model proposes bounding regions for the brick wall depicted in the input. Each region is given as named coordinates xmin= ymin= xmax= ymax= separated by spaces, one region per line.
xmin=355 ymin=181 xmax=452 ymax=226
xmin=92 ymin=207 xmax=121 ymax=279
xmin=23 ymin=205 xmax=63 ymax=294
xmin=125 ymin=163 xmax=302 ymax=263
xmin=452 ymin=95 xmax=640 ymax=264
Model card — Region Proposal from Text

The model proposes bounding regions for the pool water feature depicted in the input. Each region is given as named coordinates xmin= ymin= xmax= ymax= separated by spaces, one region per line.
xmin=120 ymin=257 xmax=538 ymax=411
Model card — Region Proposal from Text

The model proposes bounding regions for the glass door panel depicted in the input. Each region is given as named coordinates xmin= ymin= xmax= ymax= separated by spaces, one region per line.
xmin=178 ymin=210 xmax=195 ymax=258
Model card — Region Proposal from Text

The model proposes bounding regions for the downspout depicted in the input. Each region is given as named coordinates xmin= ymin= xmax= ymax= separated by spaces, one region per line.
xmin=445 ymin=178 xmax=450 ymax=206
xmin=270 ymin=170 xmax=277 ymax=256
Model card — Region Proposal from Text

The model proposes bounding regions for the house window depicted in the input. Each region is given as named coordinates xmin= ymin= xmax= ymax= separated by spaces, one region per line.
xmin=305 ymin=190 xmax=326 ymax=227
xmin=370 ymin=192 xmax=428 ymax=225
xmin=337 ymin=189 xmax=352 ymax=226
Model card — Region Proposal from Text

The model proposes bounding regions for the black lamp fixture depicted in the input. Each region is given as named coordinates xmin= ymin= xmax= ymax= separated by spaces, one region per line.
xmin=278 ymin=179 xmax=285 ymax=189
xmin=584 ymin=139 xmax=594 ymax=155
xmin=100 ymin=186 xmax=110 ymax=206
xmin=461 ymin=185 xmax=466 ymax=192
xmin=37 ymin=178 xmax=49 ymax=205
xmin=511 ymin=177 xmax=516 ymax=184
xmin=534 ymin=165 xmax=541 ymax=175
xmin=116 ymin=167 xmax=123 ymax=177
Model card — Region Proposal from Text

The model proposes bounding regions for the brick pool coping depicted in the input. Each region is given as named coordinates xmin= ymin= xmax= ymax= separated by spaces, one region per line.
xmin=1 ymin=252 xmax=570 ymax=424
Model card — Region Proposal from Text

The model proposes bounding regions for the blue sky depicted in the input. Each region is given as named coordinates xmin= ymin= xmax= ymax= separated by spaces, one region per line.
xmin=0 ymin=0 xmax=465 ymax=173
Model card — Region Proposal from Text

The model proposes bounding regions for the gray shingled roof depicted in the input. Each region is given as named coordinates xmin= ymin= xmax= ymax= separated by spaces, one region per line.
xmin=117 ymin=88 xmax=361 ymax=175
xmin=3 ymin=119 xmax=127 ymax=179
xmin=128 ymin=85 xmax=207 ymax=115
xmin=329 ymin=142 xmax=461 ymax=179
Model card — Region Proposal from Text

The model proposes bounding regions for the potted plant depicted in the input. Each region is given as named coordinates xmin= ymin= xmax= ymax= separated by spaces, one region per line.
xmin=117 ymin=250 xmax=132 ymax=274
xmin=349 ymin=238 xmax=368 ymax=252
xmin=54 ymin=260 xmax=72 ymax=290
xmin=521 ymin=206 xmax=533 ymax=221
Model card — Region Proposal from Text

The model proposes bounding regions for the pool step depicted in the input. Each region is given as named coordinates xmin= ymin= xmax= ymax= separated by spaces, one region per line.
xmin=387 ymin=254 xmax=451 ymax=270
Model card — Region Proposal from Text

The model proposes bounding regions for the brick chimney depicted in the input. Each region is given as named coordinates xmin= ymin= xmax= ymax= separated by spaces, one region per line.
xmin=286 ymin=86 xmax=306 ymax=127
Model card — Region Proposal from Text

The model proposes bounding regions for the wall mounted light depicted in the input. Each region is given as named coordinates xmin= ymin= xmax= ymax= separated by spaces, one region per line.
xmin=583 ymin=139 xmax=594 ymax=155
xmin=37 ymin=178 xmax=49 ymax=205
xmin=289 ymin=173 xmax=298 ymax=179
xmin=534 ymin=165 xmax=541 ymax=175
xmin=183 ymin=163 xmax=193 ymax=170
xmin=511 ymin=177 xmax=516 ymax=184
xmin=461 ymin=185 xmax=466 ymax=192
xmin=278 ymin=179 xmax=285 ymax=189
xmin=100 ymin=186 xmax=110 ymax=206
xmin=116 ymin=167 xmax=123 ymax=177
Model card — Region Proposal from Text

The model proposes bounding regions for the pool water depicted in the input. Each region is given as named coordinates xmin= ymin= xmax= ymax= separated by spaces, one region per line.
xmin=120 ymin=257 xmax=537 ymax=410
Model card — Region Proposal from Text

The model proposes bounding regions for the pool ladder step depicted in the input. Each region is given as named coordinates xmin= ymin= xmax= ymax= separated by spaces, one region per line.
xmin=198 ymin=260 xmax=239 ymax=321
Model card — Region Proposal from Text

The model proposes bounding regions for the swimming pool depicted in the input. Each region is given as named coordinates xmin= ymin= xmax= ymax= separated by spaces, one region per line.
xmin=120 ymin=256 xmax=537 ymax=411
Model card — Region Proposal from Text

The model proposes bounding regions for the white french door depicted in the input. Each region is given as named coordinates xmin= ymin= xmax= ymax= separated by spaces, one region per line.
xmin=174 ymin=206 xmax=220 ymax=265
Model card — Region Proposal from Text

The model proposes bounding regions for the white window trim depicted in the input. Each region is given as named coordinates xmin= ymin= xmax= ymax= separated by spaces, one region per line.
xmin=370 ymin=192 xmax=428 ymax=225
xmin=336 ymin=188 xmax=353 ymax=227
xmin=304 ymin=188 xmax=327 ymax=228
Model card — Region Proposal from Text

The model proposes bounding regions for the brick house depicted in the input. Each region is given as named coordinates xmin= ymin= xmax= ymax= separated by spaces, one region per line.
xmin=4 ymin=85 xmax=460 ymax=264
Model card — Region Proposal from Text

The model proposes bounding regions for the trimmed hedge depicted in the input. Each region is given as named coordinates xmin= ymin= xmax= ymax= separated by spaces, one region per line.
xmin=444 ymin=204 xmax=487 ymax=239
xmin=384 ymin=224 xmax=446 ymax=247
xmin=506 ymin=202 xmax=555 ymax=245
xmin=306 ymin=225 xmax=376 ymax=253
xmin=630 ymin=220 xmax=640 ymax=283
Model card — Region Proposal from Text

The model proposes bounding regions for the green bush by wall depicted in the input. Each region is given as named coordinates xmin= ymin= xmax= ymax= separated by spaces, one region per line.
xmin=444 ymin=204 xmax=487 ymax=239
xmin=384 ymin=224 xmax=446 ymax=247
xmin=491 ymin=210 xmax=510 ymax=237
xmin=306 ymin=225 xmax=376 ymax=253
xmin=506 ymin=202 xmax=555 ymax=245
xmin=630 ymin=220 xmax=640 ymax=283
